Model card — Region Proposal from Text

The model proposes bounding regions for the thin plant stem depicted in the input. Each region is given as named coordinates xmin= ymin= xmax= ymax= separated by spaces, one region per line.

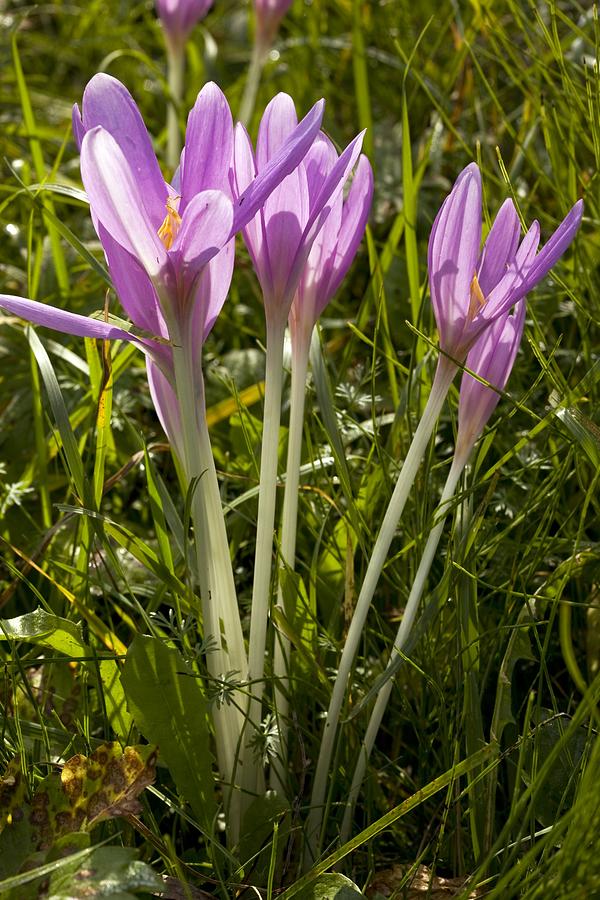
xmin=339 ymin=448 xmax=468 ymax=843
xmin=304 ymin=355 xmax=457 ymax=866
xmin=245 ymin=316 xmax=287 ymax=795
xmin=238 ymin=38 xmax=268 ymax=127
xmin=270 ymin=329 xmax=311 ymax=794
xmin=166 ymin=36 xmax=185 ymax=170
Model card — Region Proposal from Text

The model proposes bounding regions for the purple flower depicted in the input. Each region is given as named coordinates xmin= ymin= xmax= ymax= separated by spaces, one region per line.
xmin=233 ymin=94 xmax=366 ymax=331
xmin=156 ymin=0 xmax=213 ymax=47
xmin=288 ymin=151 xmax=373 ymax=350
xmin=456 ymin=299 xmax=526 ymax=458
xmin=0 ymin=74 xmax=325 ymax=449
xmin=428 ymin=163 xmax=583 ymax=362
xmin=254 ymin=0 xmax=294 ymax=50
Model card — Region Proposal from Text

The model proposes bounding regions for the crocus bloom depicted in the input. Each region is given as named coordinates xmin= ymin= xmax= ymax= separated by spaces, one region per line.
xmin=0 ymin=74 xmax=325 ymax=452
xmin=254 ymin=0 xmax=294 ymax=51
xmin=288 ymin=151 xmax=373 ymax=351
xmin=428 ymin=163 xmax=583 ymax=363
xmin=233 ymin=94 xmax=366 ymax=332
xmin=156 ymin=0 xmax=213 ymax=47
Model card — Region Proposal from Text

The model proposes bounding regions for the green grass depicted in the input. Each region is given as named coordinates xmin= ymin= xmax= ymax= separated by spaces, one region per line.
xmin=0 ymin=0 xmax=599 ymax=896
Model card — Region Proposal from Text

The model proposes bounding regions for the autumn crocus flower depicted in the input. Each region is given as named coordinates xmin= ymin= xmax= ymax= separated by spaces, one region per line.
xmin=0 ymin=73 xmax=325 ymax=806
xmin=3 ymin=73 xmax=323 ymax=450
xmin=428 ymin=163 xmax=583 ymax=363
xmin=340 ymin=299 xmax=528 ymax=843
xmin=156 ymin=0 xmax=213 ymax=48
xmin=234 ymin=100 xmax=366 ymax=331
xmin=254 ymin=0 xmax=294 ymax=52
xmin=306 ymin=166 xmax=583 ymax=862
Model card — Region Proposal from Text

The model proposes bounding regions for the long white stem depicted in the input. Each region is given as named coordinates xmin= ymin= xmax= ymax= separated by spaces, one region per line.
xmin=170 ymin=329 xmax=247 ymax=837
xmin=270 ymin=331 xmax=311 ymax=794
xmin=340 ymin=450 xmax=468 ymax=843
xmin=166 ymin=36 xmax=185 ymax=170
xmin=304 ymin=357 xmax=457 ymax=865
xmin=244 ymin=317 xmax=286 ymax=795
xmin=238 ymin=38 xmax=268 ymax=127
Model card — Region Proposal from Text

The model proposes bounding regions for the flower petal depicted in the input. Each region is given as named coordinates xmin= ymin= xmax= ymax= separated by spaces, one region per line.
xmin=98 ymin=224 xmax=168 ymax=338
xmin=428 ymin=163 xmax=482 ymax=354
xmin=458 ymin=299 xmax=526 ymax=449
xmin=232 ymin=123 xmax=269 ymax=284
xmin=180 ymin=82 xmax=234 ymax=210
xmin=520 ymin=199 xmax=583 ymax=293
xmin=283 ymin=131 xmax=365 ymax=305
xmin=189 ymin=239 xmax=235 ymax=349
xmin=80 ymin=74 xmax=167 ymax=224
xmin=231 ymin=97 xmax=325 ymax=234
xmin=81 ymin=127 xmax=168 ymax=279
xmin=0 ymin=294 xmax=136 ymax=342
xmin=72 ymin=103 xmax=85 ymax=151
xmin=481 ymin=220 xmax=540 ymax=323
xmin=256 ymin=93 xmax=298 ymax=170
xmin=324 ymin=154 xmax=373 ymax=302
xmin=477 ymin=198 xmax=521 ymax=297
xmin=146 ymin=356 xmax=182 ymax=456
xmin=171 ymin=189 xmax=234 ymax=282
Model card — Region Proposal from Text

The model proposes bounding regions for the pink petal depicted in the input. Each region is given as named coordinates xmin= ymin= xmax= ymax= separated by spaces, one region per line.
xmin=81 ymin=127 xmax=168 ymax=279
xmin=180 ymin=82 xmax=234 ymax=210
xmin=80 ymin=74 xmax=167 ymax=224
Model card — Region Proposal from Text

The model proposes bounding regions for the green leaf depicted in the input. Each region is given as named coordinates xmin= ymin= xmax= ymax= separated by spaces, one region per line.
xmin=47 ymin=845 xmax=163 ymax=899
xmin=295 ymin=874 xmax=366 ymax=899
xmin=120 ymin=635 xmax=216 ymax=830
xmin=0 ymin=608 xmax=88 ymax=658
xmin=0 ymin=608 xmax=132 ymax=738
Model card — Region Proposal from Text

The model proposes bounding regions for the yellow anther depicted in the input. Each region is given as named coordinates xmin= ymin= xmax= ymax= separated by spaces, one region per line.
xmin=468 ymin=273 xmax=486 ymax=320
xmin=157 ymin=197 xmax=182 ymax=250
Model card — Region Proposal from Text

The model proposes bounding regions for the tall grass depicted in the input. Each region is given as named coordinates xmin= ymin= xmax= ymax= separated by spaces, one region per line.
xmin=0 ymin=0 xmax=598 ymax=896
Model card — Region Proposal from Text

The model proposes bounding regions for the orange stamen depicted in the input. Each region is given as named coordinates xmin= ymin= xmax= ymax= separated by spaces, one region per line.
xmin=157 ymin=197 xmax=182 ymax=250
xmin=468 ymin=273 xmax=486 ymax=320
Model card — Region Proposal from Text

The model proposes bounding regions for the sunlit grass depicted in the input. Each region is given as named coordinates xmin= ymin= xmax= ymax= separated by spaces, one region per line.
xmin=0 ymin=0 xmax=599 ymax=896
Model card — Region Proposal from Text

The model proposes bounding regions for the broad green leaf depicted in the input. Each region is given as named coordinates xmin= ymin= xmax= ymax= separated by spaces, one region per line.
xmin=295 ymin=873 xmax=366 ymax=899
xmin=0 ymin=608 xmax=132 ymax=738
xmin=120 ymin=635 xmax=216 ymax=829
xmin=48 ymin=845 xmax=163 ymax=899
xmin=0 ymin=608 xmax=88 ymax=658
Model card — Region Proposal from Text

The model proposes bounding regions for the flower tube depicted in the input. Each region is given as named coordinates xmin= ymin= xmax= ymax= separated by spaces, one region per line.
xmin=270 ymin=152 xmax=373 ymax=789
xmin=239 ymin=0 xmax=294 ymax=125
xmin=232 ymin=97 xmax=365 ymax=795
xmin=156 ymin=0 xmax=213 ymax=48
xmin=155 ymin=0 xmax=214 ymax=167
xmin=340 ymin=299 xmax=527 ymax=842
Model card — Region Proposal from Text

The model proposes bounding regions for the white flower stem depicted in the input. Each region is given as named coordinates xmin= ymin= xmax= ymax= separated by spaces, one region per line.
xmin=340 ymin=448 xmax=469 ymax=844
xmin=166 ymin=35 xmax=185 ymax=170
xmin=244 ymin=316 xmax=287 ymax=795
xmin=304 ymin=356 xmax=456 ymax=866
xmin=170 ymin=327 xmax=247 ymax=838
xmin=238 ymin=38 xmax=268 ymax=127
xmin=270 ymin=329 xmax=311 ymax=794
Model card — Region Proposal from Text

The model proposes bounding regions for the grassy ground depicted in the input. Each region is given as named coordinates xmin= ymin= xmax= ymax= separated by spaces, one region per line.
xmin=0 ymin=0 xmax=599 ymax=897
